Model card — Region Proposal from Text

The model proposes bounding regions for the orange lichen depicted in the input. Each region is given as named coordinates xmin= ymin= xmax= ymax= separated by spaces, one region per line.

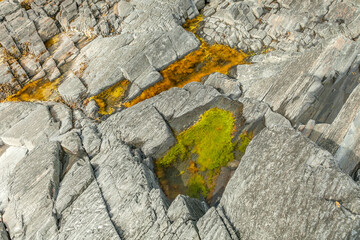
xmin=4 ymin=77 xmax=63 ymax=102
xmin=87 ymin=80 xmax=130 ymax=115
xmin=45 ymin=34 xmax=61 ymax=49
xmin=124 ymin=15 xmax=248 ymax=108
xmin=183 ymin=15 xmax=203 ymax=34
xmin=124 ymin=39 xmax=248 ymax=107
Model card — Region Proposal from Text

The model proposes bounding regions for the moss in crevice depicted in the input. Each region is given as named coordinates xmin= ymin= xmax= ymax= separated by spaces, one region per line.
xmin=156 ymin=107 xmax=255 ymax=201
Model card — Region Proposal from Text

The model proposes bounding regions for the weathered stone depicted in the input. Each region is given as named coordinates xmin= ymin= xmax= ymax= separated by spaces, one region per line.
xmin=167 ymin=195 xmax=207 ymax=222
xmin=220 ymin=127 xmax=360 ymax=239
xmin=58 ymin=72 xmax=87 ymax=103
xmin=81 ymin=124 xmax=101 ymax=158
xmin=204 ymin=72 xmax=242 ymax=99
xmin=58 ymin=181 xmax=120 ymax=240
xmin=55 ymin=158 xmax=94 ymax=215
xmin=168 ymin=25 xmax=201 ymax=58
xmin=100 ymin=103 xmax=175 ymax=158
xmin=319 ymin=84 xmax=360 ymax=176
xmin=197 ymin=207 xmax=238 ymax=240
xmin=0 ymin=216 xmax=8 ymax=240
xmin=0 ymin=146 xmax=27 ymax=211
xmin=3 ymin=142 xmax=61 ymax=240
xmin=1 ymin=104 xmax=60 ymax=150
xmin=92 ymin=141 xmax=170 ymax=239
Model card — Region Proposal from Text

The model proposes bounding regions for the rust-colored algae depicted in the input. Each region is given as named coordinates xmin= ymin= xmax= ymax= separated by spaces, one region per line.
xmin=4 ymin=77 xmax=63 ymax=103
xmin=124 ymin=16 xmax=249 ymax=108
xmin=88 ymin=80 xmax=130 ymax=115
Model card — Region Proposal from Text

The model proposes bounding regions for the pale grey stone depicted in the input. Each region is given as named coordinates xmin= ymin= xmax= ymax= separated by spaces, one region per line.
xmin=99 ymin=103 xmax=175 ymax=158
xmin=58 ymin=181 xmax=121 ymax=240
xmin=204 ymin=72 xmax=242 ymax=99
xmin=55 ymin=158 xmax=94 ymax=215
xmin=197 ymin=208 xmax=237 ymax=240
xmin=58 ymin=72 xmax=87 ymax=103
xmin=3 ymin=142 xmax=61 ymax=240
xmin=1 ymin=104 xmax=60 ymax=150
xmin=0 ymin=146 xmax=27 ymax=211
xmin=92 ymin=141 xmax=170 ymax=239
xmin=144 ymin=35 xmax=177 ymax=70
xmin=220 ymin=127 xmax=360 ymax=239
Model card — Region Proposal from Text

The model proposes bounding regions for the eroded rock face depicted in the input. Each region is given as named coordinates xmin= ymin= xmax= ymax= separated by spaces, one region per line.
xmin=0 ymin=0 xmax=360 ymax=239
xmin=220 ymin=127 xmax=360 ymax=239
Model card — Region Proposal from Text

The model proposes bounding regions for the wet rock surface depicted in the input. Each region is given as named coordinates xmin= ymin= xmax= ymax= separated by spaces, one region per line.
xmin=0 ymin=0 xmax=359 ymax=239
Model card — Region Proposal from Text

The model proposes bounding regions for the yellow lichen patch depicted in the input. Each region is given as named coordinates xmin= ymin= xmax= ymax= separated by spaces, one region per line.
xmin=45 ymin=34 xmax=61 ymax=49
xmin=125 ymin=41 xmax=248 ymax=107
xmin=183 ymin=15 xmax=203 ymax=34
xmin=87 ymin=80 xmax=130 ymax=115
xmin=124 ymin=15 xmax=248 ymax=108
xmin=4 ymin=77 xmax=63 ymax=103
xmin=20 ymin=0 xmax=33 ymax=10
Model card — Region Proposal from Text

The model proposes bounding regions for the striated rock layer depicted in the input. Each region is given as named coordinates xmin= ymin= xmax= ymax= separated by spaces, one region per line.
xmin=0 ymin=0 xmax=359 ymax=239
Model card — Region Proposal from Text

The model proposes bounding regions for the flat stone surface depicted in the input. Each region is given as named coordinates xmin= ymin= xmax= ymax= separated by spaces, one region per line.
xmin=3 ymin=142 xmax=61 ymax=240
xmin=220 ymin=127 xmax=360 ymax=239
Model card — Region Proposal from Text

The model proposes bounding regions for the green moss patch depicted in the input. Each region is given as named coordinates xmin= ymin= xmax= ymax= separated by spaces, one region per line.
xmin=156 ymin=107 xmax=253 ymax=201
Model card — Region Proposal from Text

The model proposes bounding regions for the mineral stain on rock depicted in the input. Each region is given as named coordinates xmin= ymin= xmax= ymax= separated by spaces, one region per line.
xmin=87 ymin=80 xmax=130 ymax=115
xmin=4 ymin=77 xmax=63 ymax=103
xmin=124 ymin=16 xmax=249 ymax=108
xmin=156 ymin=107 xmax=253 ymax=203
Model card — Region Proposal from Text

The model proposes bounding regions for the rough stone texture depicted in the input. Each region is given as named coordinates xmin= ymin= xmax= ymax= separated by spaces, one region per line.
xmin=232 ymin=35 xmax=360 ymax=126
xmin=204 ymin=72 xmax=242 ymax=100
xmin=1 ymin=104 xmax=61 ymax=150
xmin=55 ymin=158 xmax=94 ymax=215
xmin=0 ymin=146 xmax=27 ymax=211
xmin=220 ymin=127 xmax=360 ymax=239
xmin=0 ymin=0 xmax=359 ymax=239
xmin=197 ymin=207 xmax=238 ymax=240
xmin=100 ymin=103 xmax=175 ymax=158
xmin=57 ymin=181 xmax=121 ymax=240
xmin=0 ymin=218 xmax=8 ymax=240
xmin=3 ymin=142 xmax=61 ymax=240
xmin=58 ymin=72 xmax=87 ymax=103
xmin=319 ymin=84 xmax=360 ymax=176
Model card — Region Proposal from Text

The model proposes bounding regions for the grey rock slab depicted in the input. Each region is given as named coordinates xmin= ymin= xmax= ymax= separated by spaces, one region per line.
xmin=55 ymin=158 xmax=94 ymax=215
xmin=81 ymin=124 xmax=102 ymax=159
xmin=1 ymin=104 xmax=61 ymax=150
xmin=58 ymin=72 xmax=87 ymax=103
xmin=167 ymin=195 xmax=207 ymax=222
xmin=134 ymin=82 xmax=243 ymax=133
xmin=56 ymin=130 xmax=83 ymax=155
xmin=121 ymin=53 xmax=154 ymax=82
xmin=168 ymin=25 xmax=201 ymax=58
xmin=220 ymin=127 xmax=360 ymax=239
xmin=319 ymin=84 xmax=360 ymax=175
xmin=204 ymin=72 xmax=242 ymax=99
xmin=197 ymin=207 xmax=237 ymax=240
xmin=84 ymin=99 xmax=100 ymax=119
xmin=0 ymin=103 xmax=38 ymax=136
xmin=0 ymin=146 xmax=27 ymax=211
xmin=134 ymin=71 xmax=163 ymax=91
xmin=0 ymin=216 xmax=8 ymax=240
xmin=3 ymin=142 xmax=61 ymax=240
xmin=99 ymin=103 xmax=175 ymax=158
xmin=116 ymin=1 xmax=133 ymax=18
xmin=92 ymin=141 xmax=170 ymax=239
xmin=264 ymin=108 xmax=292 ymax=129
xmin=58 ymin=181 xmax=121 ymax=240
xmin=34 ymin=16 xmax=59 ymax=42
